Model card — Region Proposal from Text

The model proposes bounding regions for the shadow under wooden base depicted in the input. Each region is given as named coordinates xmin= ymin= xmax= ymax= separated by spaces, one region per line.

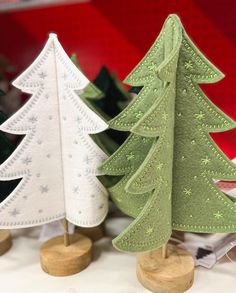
xmin=0 ymin=230 xmax=12 ymax=256
xmin=40 ymin=233 xmax=92 ymax=276
xmin=137 ymin=243 xmax=194 ymax=293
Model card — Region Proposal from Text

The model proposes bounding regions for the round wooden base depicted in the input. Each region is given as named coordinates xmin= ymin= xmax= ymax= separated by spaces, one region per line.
xmin=40 ymin=233 xmax=92 ymax=276
xmin=0 ymin=230 xmax=12 ymax=256
xmin=137 ymin=243 xmax=194 ymax=293
xmin=75 ymin=223 xmax=105 ymax=242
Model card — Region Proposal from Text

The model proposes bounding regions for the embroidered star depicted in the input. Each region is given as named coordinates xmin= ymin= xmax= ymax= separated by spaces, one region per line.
xmin=22 ymin=156 xmax=32 ymax=165
xmin=213 ymin=211 xmax=223 ymax=219
xmin=76 ymin=116 xmax=82 ymax=124
xmin=135 ymin=111 xmax=143 ymax=119
xmin=184 ymin=60 xmax=193 ymax=70
xmin=201 ymin=156 xmax=211 ymax=165
xmin=147 ymin=62 xmax=158 ymax=71
xmin=195 ymin=111 xmax=205 ymax=120
xmin=38 ymin=72 xmax=47 ymax=79
xmin=28 ymin=116 xmax=38 ymax=123
xmin=9 ymin=208 xmax=20 ymax=217
xmin=40 ymin=185 xmax=49 ymax=193
xmin=126 ymin=152 xmax=135 ymax=161
xmin=162 ymin=112 xmax=168 ymax=120
xmin=62 ymin=73 xmax=68 ymax=80
xmin=146 ymin=226 xmax=154 ymax=235
xmin=83 ymin=155 xmax=93 ymax=164
xmin=157 ymin=162 xmax=163 ymax=170
xmin=73 ymin=186 xmax=79 ymax=194
xmin=183 ymin=188 xmax=192 ymax=196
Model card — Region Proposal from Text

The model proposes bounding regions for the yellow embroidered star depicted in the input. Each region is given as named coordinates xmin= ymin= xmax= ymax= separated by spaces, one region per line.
xmin=146 ymin=226 xmax=154 ymax=235
xmin=213 ymin=211 xmax=223 ymax=219
xmin=183 ymin=188 xmax=192 ymax=196
xmin=148 ymin=62 xmax=158 ymax=71
xmin=157 ymin=162 xmax=164 ymax=170
xmin=201 ymin=156 xmax=211 ymax=165
xmin=184 ymin=60 xmax=193 ymax=69
xmin=194 ymin=111 xmax=205 ymax=120
xmin=126 ymin=152 xmax=135 ymax=161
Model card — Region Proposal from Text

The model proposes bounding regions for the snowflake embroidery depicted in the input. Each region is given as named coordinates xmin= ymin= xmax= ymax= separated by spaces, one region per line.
xmin=201 ymin=156 xmax=211 ymax=165
xmin=195 ymin=111 xmax=205 ymax=120
xmin=76 ymin=116 xmax=82 ymax=124
xmin=73 ymin=186 xmax=79 ymax=194
xmin=146 ymin=226 xmax=154 ymax=235
xmin=40 ymin=185 xmax=49 ymax=193
xmin=38 ymin=72 xmax=47 ymax=79
xmin=147 ymin=62 xmax=158 ymax=71
xmin=62 ymin=73 xmax=68 ymax=80
xmin=183 ymin=188 xmax=192 ymax=196
xmin=28 ymin=116 xmax=38 ymax=123
xmin=126 ymin=152 xmax=135 ymax=161
xmin=83 ymin=155 xmax=93 ymax=164
xmin=184 ymin=60 xmax=193 ymax=70
xmin=157 ymin=162 xmax=164 ymax=170
xmin=9 ymin=208 xmax=20 ymax=217
xmin=213 ymin=211 xmax=223 ymax=219
xmin=22 ymin=156 xmax=32 ymax=165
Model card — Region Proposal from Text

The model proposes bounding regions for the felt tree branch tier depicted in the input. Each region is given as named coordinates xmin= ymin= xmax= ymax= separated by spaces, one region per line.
xmin=99 ymin=14 xmax=236 ymax=252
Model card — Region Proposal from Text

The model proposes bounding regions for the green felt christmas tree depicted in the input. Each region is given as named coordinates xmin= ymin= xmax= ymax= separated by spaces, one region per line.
xmin=99 ymin=14 xmax=236 ymax=252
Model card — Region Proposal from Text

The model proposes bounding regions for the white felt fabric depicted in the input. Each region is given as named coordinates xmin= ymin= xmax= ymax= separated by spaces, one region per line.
xmin=0 ymin=34 xmax=108 ymax=228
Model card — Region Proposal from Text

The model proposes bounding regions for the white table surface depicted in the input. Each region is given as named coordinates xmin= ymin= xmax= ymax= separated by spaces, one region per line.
xmin=0 ymin=219 xmax=235 ymax=293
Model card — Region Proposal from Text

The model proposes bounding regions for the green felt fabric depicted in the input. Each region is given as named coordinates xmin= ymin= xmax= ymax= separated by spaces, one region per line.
xmin=99 ymin=14 xmax=236 ymax=253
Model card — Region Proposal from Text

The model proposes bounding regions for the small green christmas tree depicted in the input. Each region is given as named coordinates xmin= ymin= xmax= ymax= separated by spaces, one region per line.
xmin=99 ymin=14 xmax=236 ymax=252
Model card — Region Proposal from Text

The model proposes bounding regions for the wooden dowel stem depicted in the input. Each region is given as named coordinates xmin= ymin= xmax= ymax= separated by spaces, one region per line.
xmin=63 ymin=218 xmax=70 ymax=247
xmin=162 ymin=243 xmax=168 ymax=259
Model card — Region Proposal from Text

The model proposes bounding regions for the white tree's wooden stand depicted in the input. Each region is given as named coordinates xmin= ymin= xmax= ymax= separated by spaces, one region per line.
xmin=0 ymin=230 xmax=12 ymax=256
xmin=137 ymin=243 xmax=194 ymax=293
xmin=40 ymin=219 xmax=92 ymax=276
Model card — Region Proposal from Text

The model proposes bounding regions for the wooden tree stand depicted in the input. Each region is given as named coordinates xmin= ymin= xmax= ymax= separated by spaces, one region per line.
xmin=0 ymin=230 xmax=12 ymax=256
xmin=40 ymin=233 xmax=92 ymax=276
xmin=137 ymin=243 xmax=194 ymax=293
xmin=75 ymin=223 xmax=105 ymax=242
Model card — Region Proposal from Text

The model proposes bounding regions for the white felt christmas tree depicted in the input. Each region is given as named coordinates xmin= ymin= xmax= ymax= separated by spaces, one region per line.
xmin=0 ymin=34 xmax=109 ymax=229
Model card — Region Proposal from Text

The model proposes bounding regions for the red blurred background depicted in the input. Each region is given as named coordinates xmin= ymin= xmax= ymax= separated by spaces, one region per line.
xmin=0 ymin=0 xmax=235 ymax=158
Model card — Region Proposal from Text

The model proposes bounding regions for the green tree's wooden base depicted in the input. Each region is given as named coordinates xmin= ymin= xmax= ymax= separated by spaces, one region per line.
xmin=137 ymin=243 xmax=194 ymax=293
